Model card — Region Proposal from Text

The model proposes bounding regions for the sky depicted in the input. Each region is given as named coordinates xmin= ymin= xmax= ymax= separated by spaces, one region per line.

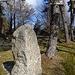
xmin=1 ymin=0 xmax=74 ymax=26
xmin=26 ymin=0 xmax=70 ymax=14
xmin=26 ymin=0 xmax=45 ymax=26
xmin=26 ymin=0 xmax=37 ymax=6
xmin=26 ymin=0 xmax=75 ymax=26
xmin=26 ymin=0 xmax=70 ymax=19
xmin=26 ymin=0 xmax=69 ymax=7
xmin=26 ymin=0 xmax=43 ymax=7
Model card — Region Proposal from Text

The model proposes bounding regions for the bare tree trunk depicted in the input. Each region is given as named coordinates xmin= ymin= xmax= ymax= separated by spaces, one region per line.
xmin=9 ymin=5 xmax=12 ymax=34
xmin=46 ymin=5 xmax=60 ymax=58
xmin=60 ymin=5 xmax=70 ymax=43
xmin=47 ymin=3 xmax=50 ymax=26
xmin=70 ymin=0 xmax=74 ymax=41
xmin=0 ymin=3 xmax=3 ymax=35
xmin=14 ymin=0 xmax=16 ymax=31
xmin=70 ymin=15 xmax=74 ymax=41
xmin=9 ymin=13 xmax=12 ymax=33
xmin=19 ymin=0 xmax=23 ymax=25
xmin=0 ymin=17 xmax=3 ymax=35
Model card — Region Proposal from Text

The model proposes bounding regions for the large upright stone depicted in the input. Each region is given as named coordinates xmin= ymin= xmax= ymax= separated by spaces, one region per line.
xmin=11 ymin=24 xmax=42 ymax=75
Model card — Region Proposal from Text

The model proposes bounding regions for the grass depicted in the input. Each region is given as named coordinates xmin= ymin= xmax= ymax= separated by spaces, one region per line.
xmin=0 ymin=37 xmax=75 ymax=75
xmin=0 ymin=51 xmax=13 ymax=75
xmin=38 ymin=37 xmax=75 ymax=75
xmin=0 ymin=43 xmax=12 ymax=51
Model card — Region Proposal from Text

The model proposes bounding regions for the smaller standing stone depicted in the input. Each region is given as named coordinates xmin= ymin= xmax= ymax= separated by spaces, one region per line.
xmin=11 ymin=24 xmax=42 ymax=75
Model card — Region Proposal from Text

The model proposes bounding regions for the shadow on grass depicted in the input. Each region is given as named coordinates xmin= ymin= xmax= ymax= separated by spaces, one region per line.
xmin=0 ymin=44 xmax=12 ymax=52
xmin=57 ymin=48 xmax=75 ymax=55
xmin=0 ymin=48 xmax=11 ymax=52
xmin=3 ymin=61 xmax=15 ymax=74
xmin=58 ymin=44 xmax=75 ymax=50
xmin=45 ymin=53 xmax=75 ymax=75
xmin=51 ymin=55 xmax=75 ymax=75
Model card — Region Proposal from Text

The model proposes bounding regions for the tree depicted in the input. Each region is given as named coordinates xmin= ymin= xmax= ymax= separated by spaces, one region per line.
xmin=6 ymin=1 xmax=13 ymax=34
xmin=60 ymin=0 xmax=70 ymax=43
xmin=45 ymin=0 xmax=70 ymax=58
xmin=14 ymin=0 xmax=16 ymax=31
xmin=44 ymin=0 xmax=70 ymax=43
xmin=0 ymin=1 xmax=9 ymax=36
xmin=15 ymin=0 xmax=34 ymax=27
xmin=46 ymin=5 xmax=60 ymax=58
xmin=2 ymin=18 xmax=9 ymax=34
xmin=0 ymin=3 xmax=4 ymax=35
xmin=9 ymin=5 xmax=13 ymax=34
xmin=68 ymin=0 xmax=75 ymax=41
xmin=34 ymin=19 xmax=42 ymax=35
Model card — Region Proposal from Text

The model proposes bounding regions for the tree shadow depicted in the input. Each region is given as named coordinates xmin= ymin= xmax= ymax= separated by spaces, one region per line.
xmin=51 ymin=57 xmax=75 ymax=75
xmin=57 ymin=48 xmax=75 ymax=55
xmin=58 ymin=44 xmax=75 ymax=50
xmin=3 ymin=61 xmax=15 ymax=74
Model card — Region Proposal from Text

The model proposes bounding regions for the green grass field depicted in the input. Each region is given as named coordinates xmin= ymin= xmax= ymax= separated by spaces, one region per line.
xmin=0 ymin=38 xmax=75 ymax=75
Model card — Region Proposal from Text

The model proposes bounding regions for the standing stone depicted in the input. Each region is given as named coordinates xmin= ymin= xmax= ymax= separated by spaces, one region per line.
xmin=11 ymin=24 xmax=42 ymax=75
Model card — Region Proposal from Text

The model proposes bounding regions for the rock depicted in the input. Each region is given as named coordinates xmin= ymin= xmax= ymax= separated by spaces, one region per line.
xmin=11 ymin=24 xmax=42 ymax=75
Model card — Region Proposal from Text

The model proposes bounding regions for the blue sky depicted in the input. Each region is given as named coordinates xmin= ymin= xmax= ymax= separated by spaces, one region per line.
xmin=26 ymin=0 xmax=44 ymax=13
xmin=26 ymin=0 xmax=43 ymax=7
xmin=26 ymin=0 xmax=75 ymax=26
xmin=26 ymin=0 xmax=71 ymax=23
xmin=26 ymin=0 xmax=70 ymax=15
xmin=26 ymin=0 xmax=69 ymax=8
xmin=26 ymin=0 xmax=45 ymax=26
xmin=2 ymin=0 xmax=75 ymax=26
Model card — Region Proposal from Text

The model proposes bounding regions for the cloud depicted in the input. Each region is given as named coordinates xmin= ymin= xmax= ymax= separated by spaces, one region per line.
xmin=26 ymin=0 xmax=43 ymax=7
xmin=26 ymin=0 xmax=37 ymax=6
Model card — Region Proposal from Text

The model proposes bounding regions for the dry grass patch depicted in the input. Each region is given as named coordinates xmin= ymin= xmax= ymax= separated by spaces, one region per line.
xmin=41 ymin=53 xmax=64 ymax=75
xmin=0 ymin=51 xmax=13 ymax=75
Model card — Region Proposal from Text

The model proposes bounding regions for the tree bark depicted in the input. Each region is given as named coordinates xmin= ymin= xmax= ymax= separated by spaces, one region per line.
xmin=47 ymin=3 xmax=51 ymax=26
xmin=0 ymin=17 xmax=3 ymax=35
xmin=9 ymin=5 xmax=12 ymax=34
xmin=14 ymin=0 xmax=16 ymax=31
xmin=60 ymin=6 xmax=70 ymax=43
xmin=71 ymin=15 xmax=74 ymax=41
xmin=19 ymin=0 xmax=23 ymax=25
xmin=0 ymin=3 xmax=3 ymax=35
xmin=70 ymin=0 xmax=74 ymax=41
xmin=46 ymin=5 xmax=60 ymax=58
